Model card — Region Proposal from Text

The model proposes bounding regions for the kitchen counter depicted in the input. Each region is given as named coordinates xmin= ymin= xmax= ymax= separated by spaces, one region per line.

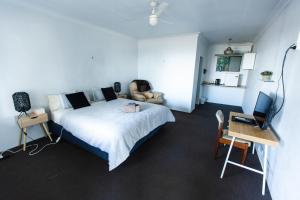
xmin=202 ymin=83 xmax=246 ymax=89
xmin=201 ymin=83 xmax=246 ymax=106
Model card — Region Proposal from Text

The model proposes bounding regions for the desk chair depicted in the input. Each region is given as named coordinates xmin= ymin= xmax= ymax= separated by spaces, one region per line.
xmin=214 ymin=110 xmax=251 ymax=165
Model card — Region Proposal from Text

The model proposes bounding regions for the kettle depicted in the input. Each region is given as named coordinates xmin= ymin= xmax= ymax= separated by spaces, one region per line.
xmin=215 ymin=79 xmax=221 ymax=85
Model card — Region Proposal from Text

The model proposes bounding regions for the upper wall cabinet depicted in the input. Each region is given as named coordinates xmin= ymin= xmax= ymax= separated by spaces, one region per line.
xmin=241 ymin=53 xmax=256 ymax=70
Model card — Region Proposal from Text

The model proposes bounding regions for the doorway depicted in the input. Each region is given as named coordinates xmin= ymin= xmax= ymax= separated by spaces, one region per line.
xmin=195 ymin=57 xmax=204 ymax=105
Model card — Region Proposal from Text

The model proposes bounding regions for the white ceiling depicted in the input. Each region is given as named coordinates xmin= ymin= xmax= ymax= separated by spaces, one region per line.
xmin=9 ymin=0 xmax=282 ymax=43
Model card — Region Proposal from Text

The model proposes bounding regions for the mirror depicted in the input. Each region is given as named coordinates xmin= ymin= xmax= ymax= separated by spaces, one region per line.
xmin=216 ymin=55 xmax=242 ymax=72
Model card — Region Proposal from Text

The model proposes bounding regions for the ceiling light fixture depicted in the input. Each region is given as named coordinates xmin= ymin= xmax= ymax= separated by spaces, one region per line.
xmin=149 ymin=14 xmax=158 ymax=26
xmin=148 ymin=0 xmax=169 ymax=26
xmin=224 ymin=38 xmax=234 ymax=55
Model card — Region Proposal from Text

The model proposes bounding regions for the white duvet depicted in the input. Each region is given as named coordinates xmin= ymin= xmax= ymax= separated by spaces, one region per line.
xmin=60 ymin=99 xmax=175 ymax=171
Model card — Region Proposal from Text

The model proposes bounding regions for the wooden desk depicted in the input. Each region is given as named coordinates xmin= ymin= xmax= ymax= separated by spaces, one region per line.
xmin=220 ymin=112 xmax=279 ymax=195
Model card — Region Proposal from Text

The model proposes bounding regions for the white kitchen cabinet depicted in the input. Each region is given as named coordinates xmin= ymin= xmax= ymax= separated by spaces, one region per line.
xmin=241 ymin=53 xmax=256 ymax=70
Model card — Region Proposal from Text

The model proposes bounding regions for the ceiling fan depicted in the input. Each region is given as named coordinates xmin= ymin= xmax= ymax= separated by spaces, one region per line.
xmin=148 ymin=0 xmax=169 ymax=26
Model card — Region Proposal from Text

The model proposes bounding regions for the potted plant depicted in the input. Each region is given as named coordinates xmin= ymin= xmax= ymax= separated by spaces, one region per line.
xmin=260 ymin=71 xmax=273 ymax=81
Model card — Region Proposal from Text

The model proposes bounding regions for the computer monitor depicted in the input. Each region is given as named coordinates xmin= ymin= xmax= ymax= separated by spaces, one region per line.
xmin=253 ymin=92 xmax=273 ymax=129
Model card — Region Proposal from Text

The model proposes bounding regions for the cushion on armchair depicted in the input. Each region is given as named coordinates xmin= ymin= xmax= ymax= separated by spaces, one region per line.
xmin=153 ymin=92 xmax=162 ymax=99
xmin=143 ymin=92 xmax=154 ymax=99
xmin=133 ymin=93 xmax=146 ymax=101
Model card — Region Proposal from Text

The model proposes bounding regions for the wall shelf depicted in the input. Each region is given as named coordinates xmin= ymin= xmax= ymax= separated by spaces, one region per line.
xmin=202 ymin=83 xmax=246 ymax=89
xmin=261 ymin=80 xmax=274 ymax=82
xmin=215 ymin=54 xmax=243 ymax=57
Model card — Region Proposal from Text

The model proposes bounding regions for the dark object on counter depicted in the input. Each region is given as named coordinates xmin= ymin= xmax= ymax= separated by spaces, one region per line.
xmin=215 ymin=79 xmax=221 ymax=85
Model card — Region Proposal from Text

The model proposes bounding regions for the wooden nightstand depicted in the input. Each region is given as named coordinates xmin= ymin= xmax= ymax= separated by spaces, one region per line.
xmin=117 ymin=94 xmax=128 ymax=99
xmin=17 ymin=113 xmax=53 ymax=151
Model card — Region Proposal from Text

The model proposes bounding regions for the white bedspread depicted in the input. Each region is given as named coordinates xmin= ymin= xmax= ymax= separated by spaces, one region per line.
xmin=60 ymin=99 xmax=175 ymax=170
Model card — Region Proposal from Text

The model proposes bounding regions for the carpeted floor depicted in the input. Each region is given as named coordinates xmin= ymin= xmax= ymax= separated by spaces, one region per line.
xmin=0 ymin=103 xmax=272 ymax=200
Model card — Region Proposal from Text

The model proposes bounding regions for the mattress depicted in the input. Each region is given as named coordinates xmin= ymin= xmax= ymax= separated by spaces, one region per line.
xmin=50 ymin=99 xmax=175 ymax=170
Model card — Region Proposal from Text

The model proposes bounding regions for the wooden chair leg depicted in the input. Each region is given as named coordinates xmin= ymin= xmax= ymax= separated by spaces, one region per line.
xmin=241 ymin=146 xmax=248 ymax=165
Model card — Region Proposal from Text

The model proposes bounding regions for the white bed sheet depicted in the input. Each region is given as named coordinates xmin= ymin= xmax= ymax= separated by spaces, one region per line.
xmin=51 ymin=101 xmax=105 ymax=124
xmin=55 ymin=99 xmax=175 ymax=171
xmin=51 ymin=108 xmax=72 ymax=124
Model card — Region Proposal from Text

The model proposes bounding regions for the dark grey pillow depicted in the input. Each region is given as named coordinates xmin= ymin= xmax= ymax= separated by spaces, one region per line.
xmin=66 ymin=92 xmax=90 ymax=109
xmin=101 ymin=87 xmax=117 ymax=101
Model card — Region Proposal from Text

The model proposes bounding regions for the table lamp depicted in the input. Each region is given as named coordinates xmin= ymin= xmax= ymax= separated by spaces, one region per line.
xmin=114 ymin=82 xmax=121 ymax=95
xmin=12 ymin=92 xmax=31 ymax=118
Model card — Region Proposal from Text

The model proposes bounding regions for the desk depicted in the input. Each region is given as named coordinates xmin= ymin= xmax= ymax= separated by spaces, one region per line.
xmin=220 ymin=112 xmax=279 ymax=195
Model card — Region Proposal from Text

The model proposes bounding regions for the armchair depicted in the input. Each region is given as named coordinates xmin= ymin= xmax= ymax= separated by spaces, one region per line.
xmin=129 ymin=80 xmax=163 ymax=104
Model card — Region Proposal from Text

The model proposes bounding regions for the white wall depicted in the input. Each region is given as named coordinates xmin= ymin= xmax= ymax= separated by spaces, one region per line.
xmin=0 ymin=2 xmax=138 ymax=151
xmin=193 ymin=35 xmax=209 ymax=105
xmin=242 ymin=1 xmax=300 ymax=199
xmin=138 ymin=33 xmax=199 ymax=113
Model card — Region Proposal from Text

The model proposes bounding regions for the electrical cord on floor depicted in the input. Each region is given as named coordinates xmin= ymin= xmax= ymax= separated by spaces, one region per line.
xmin=0 ymin=127 xmax=64 ymax=159
xmin=269 ymin=43 xmax=296 ymax=122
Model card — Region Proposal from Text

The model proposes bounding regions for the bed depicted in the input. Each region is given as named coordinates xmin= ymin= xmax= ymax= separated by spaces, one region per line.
xmin=48 ymin=98 xmax=175 ymax=171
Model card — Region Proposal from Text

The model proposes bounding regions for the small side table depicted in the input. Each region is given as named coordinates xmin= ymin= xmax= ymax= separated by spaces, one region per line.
xmin=17 ymin=113 xmax=53 ymax=151
xmin=117 ymin=94 xmax=128 ymax=99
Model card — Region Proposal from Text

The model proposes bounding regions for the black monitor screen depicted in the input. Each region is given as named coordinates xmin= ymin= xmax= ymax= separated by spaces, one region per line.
xmin=253 ymin=92 xmax=273 ymax=129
